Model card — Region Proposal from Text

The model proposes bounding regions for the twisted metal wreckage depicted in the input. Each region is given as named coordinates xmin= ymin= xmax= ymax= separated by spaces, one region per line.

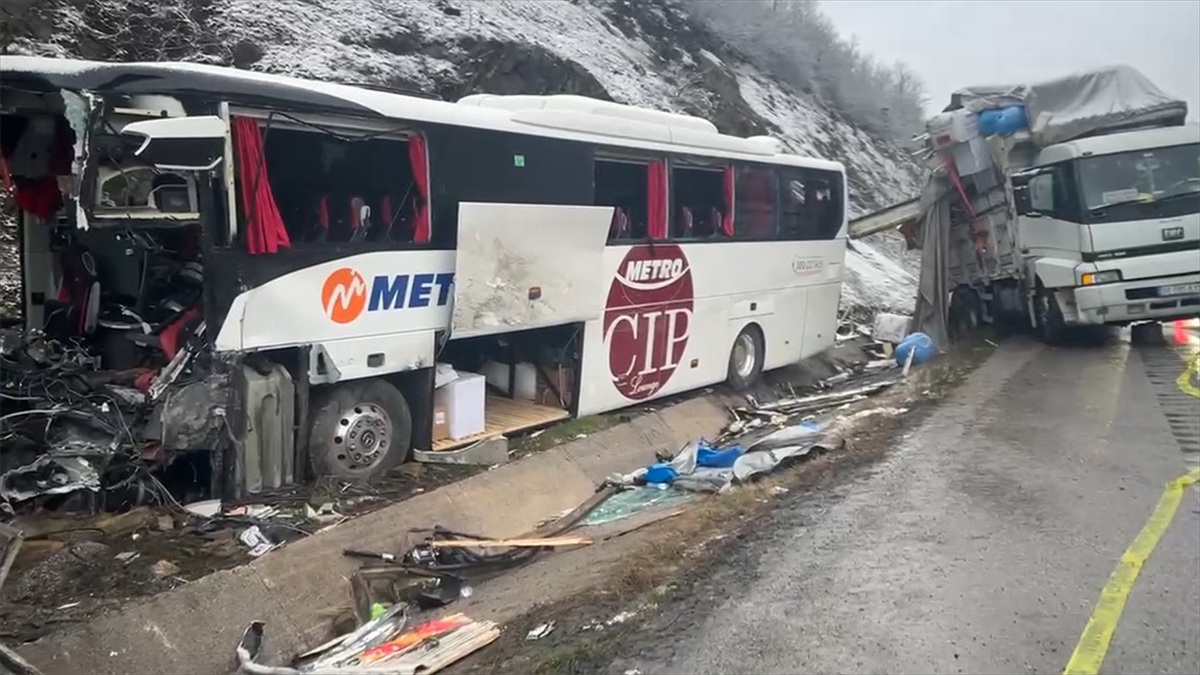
xmin=0 ymin=323 xmax=228 ymax=512
xmin=0 ymin=79 xmax=240 ymax=516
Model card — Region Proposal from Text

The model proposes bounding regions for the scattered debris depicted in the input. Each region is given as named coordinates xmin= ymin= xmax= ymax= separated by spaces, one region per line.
xmin=428 ymin=535 xmax=592 ymax=549
xmin=238 ymin=611 xmax=499 ymax=674
xmin=871 ymin=312 xmax=913 ymax=344
xmin=0 ymin=521 xmax=22 ymax=593
xmin=578 ymin=486 xmax=695 ymax=528
xmin=238 ymin=525 xmax=280 ymax=558
xmin=526 ymin=622 xmax=555 ymax=641
xmin=114 ymin=551 xmax=140 ymax=564
xmin=184 ymin=499 xmax=222 ymax=518
xmin=152 ymin=559 xmax=180 ymax=578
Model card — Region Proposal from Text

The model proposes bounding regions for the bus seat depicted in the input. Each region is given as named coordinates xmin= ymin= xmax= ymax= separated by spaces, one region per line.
xmin=610 ymin=206 xmax=630 ymax=238
xmin=680 ymin=206 xmax=694 ymax=237
xmin=308 ymin=193 xmax=330 ymax=243
xmin=348 ymin=196 xmax=371 ymax=243
xmin=709 ymin=206 xmax=724 ymax=237
xmin=377 ymin=194 xmax=395 ymax=241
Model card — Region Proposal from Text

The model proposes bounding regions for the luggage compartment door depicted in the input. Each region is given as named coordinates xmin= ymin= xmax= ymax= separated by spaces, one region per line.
xmin=452 ymin=202 xmax=611 ymax=339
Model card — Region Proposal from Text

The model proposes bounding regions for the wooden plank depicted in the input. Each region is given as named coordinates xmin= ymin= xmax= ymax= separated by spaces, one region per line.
xmin=430 ymin=395 xmax=570 ymax=452
xmin=429 ymin=535 xmax=592 ymax=549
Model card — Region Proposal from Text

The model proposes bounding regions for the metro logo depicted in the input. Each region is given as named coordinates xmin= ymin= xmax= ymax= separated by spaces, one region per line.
xmin=321 ymin=268 xmax=367 ymax=324
xmin=623 ymin=258 xmax=685 ymax=283
xmin=320 ymin=268 xmax=454 ymax=324
xmin=604 ymin=245 xmax=694 ymax=401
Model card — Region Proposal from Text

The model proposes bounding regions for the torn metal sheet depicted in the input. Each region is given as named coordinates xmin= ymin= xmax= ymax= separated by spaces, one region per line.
xmin=0 ymin=456 xmax=101 ymax=502
xmin=154 ymin=368 xmax=232 ymax=449
xmin=239 ymin=610 xmax=498 ymax=675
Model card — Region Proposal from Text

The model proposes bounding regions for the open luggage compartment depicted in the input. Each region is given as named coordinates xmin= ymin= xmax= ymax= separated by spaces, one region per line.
xmin=429 ymin=396 xmax=569 ymax=452
xmin=428 ymin=325 xmax=579 ymax=453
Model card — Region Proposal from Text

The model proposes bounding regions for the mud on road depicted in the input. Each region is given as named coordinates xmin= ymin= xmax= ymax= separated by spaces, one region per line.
xmin=445 ymin=341 xmax=996 ymax=675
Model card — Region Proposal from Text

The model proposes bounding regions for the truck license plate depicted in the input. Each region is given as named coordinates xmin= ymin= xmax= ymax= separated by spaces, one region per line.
xmin=1159 ymin=283 xmax=1200 ymax=297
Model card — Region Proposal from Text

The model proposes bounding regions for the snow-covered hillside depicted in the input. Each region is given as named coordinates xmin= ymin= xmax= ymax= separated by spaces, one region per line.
xmin=2 ymin=0 xmax=923 ymax=315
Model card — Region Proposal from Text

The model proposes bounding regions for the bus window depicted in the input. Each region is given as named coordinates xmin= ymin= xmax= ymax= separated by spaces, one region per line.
xmin=595 ymin=159 xmax=649 ymax=242
xmin=258 ymin=126 xmax=420 ymax=246
xmin=733 ymin=165 xmax=778 ymax=239
xmin=670 ymin=164 xmax=725 ymax=239
xmin=777 ymin=167 xmax=844 ymax=240
xmin=430 ymin=128 xmax=593 ymax=247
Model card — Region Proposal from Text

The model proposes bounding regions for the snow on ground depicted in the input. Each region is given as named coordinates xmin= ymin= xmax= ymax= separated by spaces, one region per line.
xmin=843 ymin=237 xmax=918 ymax=315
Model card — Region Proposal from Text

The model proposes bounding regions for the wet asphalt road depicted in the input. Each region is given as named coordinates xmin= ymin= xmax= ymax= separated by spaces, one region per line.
xmin=611 ymin=335 xmax=1200 ymax=675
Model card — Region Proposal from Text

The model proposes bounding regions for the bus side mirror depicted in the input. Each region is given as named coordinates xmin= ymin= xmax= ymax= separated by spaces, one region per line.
xmin=121 ymin=116 xmax=225 ymax=171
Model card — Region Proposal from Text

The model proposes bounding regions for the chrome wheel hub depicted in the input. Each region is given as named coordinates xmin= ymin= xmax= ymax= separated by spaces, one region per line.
xmin=332 ymin=403 xmax=392 ymax=471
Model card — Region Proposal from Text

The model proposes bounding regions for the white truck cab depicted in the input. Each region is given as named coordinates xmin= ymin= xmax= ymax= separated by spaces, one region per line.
xmin=1013 ymin=124 xmax=1200 ymax=329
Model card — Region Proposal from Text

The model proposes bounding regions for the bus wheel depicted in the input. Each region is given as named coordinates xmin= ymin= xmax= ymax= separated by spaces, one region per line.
xmin=308 ymin=379 xmax=412 ymax=483
xmin=727 ymin=325 xmax=764 ymax=391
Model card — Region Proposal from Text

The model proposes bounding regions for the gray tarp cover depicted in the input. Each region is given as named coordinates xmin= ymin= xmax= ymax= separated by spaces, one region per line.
xmin=911 ymin=178 xmax=951 ymax=347
xmin=946 ymin=65 xmax=1188 ymax=148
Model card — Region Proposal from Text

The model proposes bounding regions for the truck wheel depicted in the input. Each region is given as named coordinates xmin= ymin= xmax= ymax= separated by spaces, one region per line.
xmin=1034 ymin=284 xmax=1066 ymax=345
xmin=727 ymin=325 xmax=765 ymax=391
xmin=308 ymin=379 xmax=412 ymax=483
xmin=949 ymin=287 xmax=982 ymax=342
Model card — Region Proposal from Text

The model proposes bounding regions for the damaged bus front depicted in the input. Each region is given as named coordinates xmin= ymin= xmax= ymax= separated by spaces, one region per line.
xmin=1 ymin=61 xmax=249 ymax=511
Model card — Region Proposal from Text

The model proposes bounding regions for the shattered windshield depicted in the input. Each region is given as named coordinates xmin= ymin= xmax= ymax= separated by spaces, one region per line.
xmin=1078 ymin=143 xmax=1200 ymax=220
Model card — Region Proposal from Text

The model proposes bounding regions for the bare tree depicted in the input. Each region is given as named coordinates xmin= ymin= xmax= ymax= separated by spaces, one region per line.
xmin=680 ymin=0 xmax=927 ymax=140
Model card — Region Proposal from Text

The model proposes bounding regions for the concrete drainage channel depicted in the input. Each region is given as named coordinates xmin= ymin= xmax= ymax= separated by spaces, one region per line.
xmin=15 ymin=394 xmax=733 ymax=675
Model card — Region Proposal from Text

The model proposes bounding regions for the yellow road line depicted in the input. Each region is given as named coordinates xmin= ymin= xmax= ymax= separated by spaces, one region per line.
xmin=1063 ymin=468 xmax=1200 ymax=675
xmin=1177 ymin=354 xmax=1200 ymax=399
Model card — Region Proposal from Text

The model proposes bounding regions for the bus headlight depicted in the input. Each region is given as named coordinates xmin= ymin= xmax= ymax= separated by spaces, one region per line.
xmin=1080 ymin=270 xmax=1122 ymax=286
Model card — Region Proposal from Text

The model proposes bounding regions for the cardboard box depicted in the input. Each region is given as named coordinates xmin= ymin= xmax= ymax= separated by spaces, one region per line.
xmin=431 ymin=404 xmax=450 ymax=442
xmin=435 ymin=372 xmax=486 ymax=440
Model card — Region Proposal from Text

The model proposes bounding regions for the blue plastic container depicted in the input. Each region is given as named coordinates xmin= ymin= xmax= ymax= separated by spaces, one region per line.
xmin=895 ymin=332 xmax=936 ymax=367
xmin=978 ymin=105 xmax=1028 ymax=137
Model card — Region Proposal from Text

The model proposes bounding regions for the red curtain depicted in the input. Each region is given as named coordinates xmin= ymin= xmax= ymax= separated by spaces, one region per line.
xmin=722 ymin=166 xmax=735 ymax=236
xmin=232 ymin=116 xmax=290 ymax=255
xmin=409 ymin=134 xmax=430 ymax=244
xmin=647 ymin=160 xmax=667 ymax=240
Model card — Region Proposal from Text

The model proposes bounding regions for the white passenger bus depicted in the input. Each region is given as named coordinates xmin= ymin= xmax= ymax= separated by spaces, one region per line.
xmin=1 ymin=57 xmax=847 ymax=494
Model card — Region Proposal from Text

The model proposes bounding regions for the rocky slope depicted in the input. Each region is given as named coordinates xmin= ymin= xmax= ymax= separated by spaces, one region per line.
xmin=1 ymin=0 xmax=923 ymax=315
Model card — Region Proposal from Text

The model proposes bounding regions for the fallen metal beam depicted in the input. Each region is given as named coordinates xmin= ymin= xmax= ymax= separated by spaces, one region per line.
xmin=849 ymin=197 xmax=921 ymax=239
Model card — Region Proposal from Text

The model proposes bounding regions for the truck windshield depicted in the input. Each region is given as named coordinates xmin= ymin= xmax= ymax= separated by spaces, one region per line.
xmin=1078 ymin=143 xmax=1200 ymax=221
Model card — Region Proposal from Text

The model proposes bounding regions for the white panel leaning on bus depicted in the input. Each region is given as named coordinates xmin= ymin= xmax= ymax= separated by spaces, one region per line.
xmin=0 ymin=56 xmax=848 ymax=490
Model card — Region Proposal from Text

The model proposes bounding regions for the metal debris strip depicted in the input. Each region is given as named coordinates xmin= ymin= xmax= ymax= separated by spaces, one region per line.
xmin=237 ymin=610 xmax=499 ymax=675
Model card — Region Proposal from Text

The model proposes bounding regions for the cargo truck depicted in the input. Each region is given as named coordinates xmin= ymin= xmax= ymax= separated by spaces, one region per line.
xmin=864 ymin=66 xmax=1200 ymax=344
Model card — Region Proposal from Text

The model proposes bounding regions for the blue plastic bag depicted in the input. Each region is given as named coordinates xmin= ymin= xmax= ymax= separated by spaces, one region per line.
xmin=895 ymin=332 xmax=936 ymax=367
xmin=644 ymin=463 xmax=680 ymax=485
xmin=696 ymin=441 xmax=744 ymax=469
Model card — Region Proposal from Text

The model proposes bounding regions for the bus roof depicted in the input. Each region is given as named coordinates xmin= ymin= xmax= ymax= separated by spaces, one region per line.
xmin=1 ymin=56 xmax=844 ymax=173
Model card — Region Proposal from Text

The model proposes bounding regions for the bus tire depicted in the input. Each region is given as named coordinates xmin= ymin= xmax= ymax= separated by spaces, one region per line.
xmin=727 ymin=325 xmax=765 ymax=391
xmin=308 ymin=378 xmax=412 ymax=483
